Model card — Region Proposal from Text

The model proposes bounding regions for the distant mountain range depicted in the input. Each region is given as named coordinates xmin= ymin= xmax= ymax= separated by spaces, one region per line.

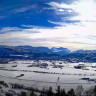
xmin=0 ymin=45 xmax=96 ymax=62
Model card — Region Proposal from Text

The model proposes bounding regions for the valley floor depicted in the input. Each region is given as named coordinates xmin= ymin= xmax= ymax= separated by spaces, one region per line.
xmin=0 ymin=60 xmax=96 ymax=92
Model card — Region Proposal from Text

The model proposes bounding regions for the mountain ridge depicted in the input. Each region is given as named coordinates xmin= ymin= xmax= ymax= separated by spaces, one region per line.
xmin=0 ymin=45 xmax=96 ymax=62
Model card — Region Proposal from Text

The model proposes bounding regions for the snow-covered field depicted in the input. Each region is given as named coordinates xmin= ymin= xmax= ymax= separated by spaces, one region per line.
xmin=0 ymin=60 xmax=96 ymax=91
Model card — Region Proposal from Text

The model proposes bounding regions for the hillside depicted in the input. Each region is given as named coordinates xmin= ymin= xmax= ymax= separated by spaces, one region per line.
xmin=0 ymin=45 xmax=96 ymax=62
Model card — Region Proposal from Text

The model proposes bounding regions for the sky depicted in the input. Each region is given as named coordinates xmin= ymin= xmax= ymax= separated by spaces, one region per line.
xmin=0 ymin=0 xmax=96 ymax=50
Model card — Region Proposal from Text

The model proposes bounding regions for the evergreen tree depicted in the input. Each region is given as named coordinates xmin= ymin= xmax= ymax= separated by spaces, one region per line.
xmin=55 ymin=86 xmax=61 ymax=96
xmin=20 ymin=92 xmax=27 ymax=96
xmin=40 ymin=88 xmax=46 ymax=96
xmin=61 ymin=89 xmax=67 ymax=96
xmin=30 ymin=91 xmax=37 ymax=96
xmin=67 ymin=89 xmax=75 ymax=96
xmin=46 ymin=87 xmax=54 ymax=96
xmin=93 ymin=86 xmax=96 ymax=96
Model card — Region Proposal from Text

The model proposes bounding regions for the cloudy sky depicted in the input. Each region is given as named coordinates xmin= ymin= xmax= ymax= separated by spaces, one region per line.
xmin=0 ymin=0 xmax=96 ymax=50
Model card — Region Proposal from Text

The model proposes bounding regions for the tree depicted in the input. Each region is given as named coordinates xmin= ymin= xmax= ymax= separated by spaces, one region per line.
xmin=30 ymin=91 xmax=37 ymax=96
xmin=46 ymin=87 xmax=54 ymax=96
xmin=93 ymin=85 xmax=96 ymax=96
xmin=20 ymin=92 xmax=26 ymax=96
xmin=61 ymin=89 xmax=67 ymax=96
xmin=39 ymin=88 xmax=46 ymax=96
xmin=55 ymin=86 xmax=61 ymax=96
xmin=67 ymin=89 xmax=75 ymax=96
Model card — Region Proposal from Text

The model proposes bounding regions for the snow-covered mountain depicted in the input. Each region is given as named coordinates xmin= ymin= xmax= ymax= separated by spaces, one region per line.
xmin=51 ymin=47 xmax=70 ymax=55
xmin=0 ymin=45 xmax=96 ymax=62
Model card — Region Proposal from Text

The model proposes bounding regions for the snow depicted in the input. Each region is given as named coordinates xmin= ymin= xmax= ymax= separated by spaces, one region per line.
xmin=0 ymin=60 xmax=96 ymax=91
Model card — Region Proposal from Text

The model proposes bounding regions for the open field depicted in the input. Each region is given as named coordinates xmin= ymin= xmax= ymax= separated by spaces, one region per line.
xmin=0 ymin=60 xmax=96 ymax=91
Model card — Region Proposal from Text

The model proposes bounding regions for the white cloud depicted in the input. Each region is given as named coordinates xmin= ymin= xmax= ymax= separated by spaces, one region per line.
xmin=0 ymin=23 xmax=96 ymax=50
xmin=47 ymin=2 xmax=73 ymax=9
xmin=0 ymin=27 xmax=40 ymax=34
xmin=1 ymin=0 xmax=96 ymax=50
xmin=14 ymin=5 xmax=37 ymax=13
xmin=0 ymin=27 xmax=21 ymax=33
xmin=47 ymin=0 xmax=96 ymax=23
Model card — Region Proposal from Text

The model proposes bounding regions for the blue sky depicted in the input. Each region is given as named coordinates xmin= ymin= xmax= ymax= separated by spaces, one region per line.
xmin=0 ymin=0 xmax=96 ymax=50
